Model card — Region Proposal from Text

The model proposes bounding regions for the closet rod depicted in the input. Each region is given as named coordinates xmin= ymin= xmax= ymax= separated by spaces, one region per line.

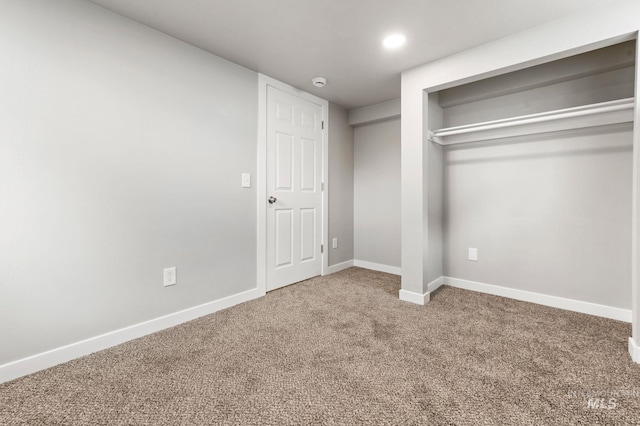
xmin=429 ymin=97 xmax=635 ymax=145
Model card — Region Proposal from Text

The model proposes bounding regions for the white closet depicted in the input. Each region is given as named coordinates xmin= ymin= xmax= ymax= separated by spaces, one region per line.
xmin=427 ymin=41 xmax=636 ymax=315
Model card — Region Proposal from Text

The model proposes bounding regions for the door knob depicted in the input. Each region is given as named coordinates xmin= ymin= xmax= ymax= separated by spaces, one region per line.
xmin=268 ymin=196 xmax=277 ymax=204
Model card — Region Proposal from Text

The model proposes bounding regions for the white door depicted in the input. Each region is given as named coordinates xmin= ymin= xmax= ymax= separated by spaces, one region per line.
xmin=266 ymin=86 xmax=323 ymax=291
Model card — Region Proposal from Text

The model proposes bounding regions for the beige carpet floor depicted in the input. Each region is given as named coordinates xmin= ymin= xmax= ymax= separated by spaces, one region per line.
xmin=1 ymin=267 xmax=640 ymax=425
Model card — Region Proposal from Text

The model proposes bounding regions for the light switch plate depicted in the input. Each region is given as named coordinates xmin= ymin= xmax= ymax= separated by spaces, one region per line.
xmin=241 ymin=173 xmax=251 ymax=188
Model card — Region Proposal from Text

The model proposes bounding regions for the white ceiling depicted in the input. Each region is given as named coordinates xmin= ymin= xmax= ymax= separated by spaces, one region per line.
xmin=87 ymin=0 xmax=608 ymax=110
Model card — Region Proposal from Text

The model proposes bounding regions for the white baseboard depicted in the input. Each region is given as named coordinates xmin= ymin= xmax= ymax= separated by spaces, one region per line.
xmin=353 ymin=260 xmax=401 ymax=276
xmin=629 ymin=337 xmax=640 ymax=363
xmin=399 ymin=289 xmax=430 ymax=305
xmin=399 ymin=277 xmax=442 ymax=306
xmin=326 ymin=259 xmax=354 ymax=275
xmin=444 ymin=277 xmax=632 ymax=323
xmin=427 ymin=276 xmax=444 ymax=293
xmin=0 ymin=287 xmax=263 ymax=384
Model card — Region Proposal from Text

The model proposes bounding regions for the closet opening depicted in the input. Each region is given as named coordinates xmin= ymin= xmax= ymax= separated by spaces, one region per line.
xmin=427 ymin=40 xmax=636 ymax=321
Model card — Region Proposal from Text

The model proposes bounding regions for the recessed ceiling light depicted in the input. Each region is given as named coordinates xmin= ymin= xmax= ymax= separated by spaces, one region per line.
xmin=383 ymin=34 xmax=406 ymax=49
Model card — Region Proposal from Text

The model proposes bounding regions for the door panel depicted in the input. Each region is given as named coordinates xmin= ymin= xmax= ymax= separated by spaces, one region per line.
xmin=301 ymin=109 xmax=316 ymax=129
xmin=276 ymin=101 xmax=294 ymax=124
xmin=300 ymin=137 xmax=316 ymax=192
xmin=275 ymin=209 xmax=293 ymax=268
xmin=275 ymin=132 xmax=294 ymax=191
xmin=300 ymin=208 xmax=316 ymax=262
xmin=266 ymin=86 xmax=323 ymax=291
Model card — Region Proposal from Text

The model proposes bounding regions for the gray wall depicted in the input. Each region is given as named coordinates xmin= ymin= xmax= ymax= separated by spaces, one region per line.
xmin=440 ymin=43 xmax=634 ymax=309
xmin=0 ymin=0 xmax=258 ymax=364
xmin=353 ymin=118 xmax=401 ymax=267
xmin=439 ymin=41 xmax=636 ymax=127
xmin=442 ymin=67 xmax=635 ymax=128
xmin=328 ymin=103 xmax=354 ymax=266
xmin=442 ymin=125 xmax=632 ymax=309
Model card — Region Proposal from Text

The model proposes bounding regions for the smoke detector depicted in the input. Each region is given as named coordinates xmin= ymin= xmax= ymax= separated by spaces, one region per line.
xmin=312 ymin=77 xmax=327 ymax=88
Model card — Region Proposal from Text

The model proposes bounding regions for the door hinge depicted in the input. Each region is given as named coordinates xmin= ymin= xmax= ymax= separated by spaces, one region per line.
xmin=321 ymin=121 xmax=324 ymax=130
xmin=321 ymin=244 xmax=324 ymax=253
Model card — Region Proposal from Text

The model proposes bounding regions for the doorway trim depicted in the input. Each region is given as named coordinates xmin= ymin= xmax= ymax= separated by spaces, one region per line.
xmin=257 ymin=74 xmax=329 ymax=295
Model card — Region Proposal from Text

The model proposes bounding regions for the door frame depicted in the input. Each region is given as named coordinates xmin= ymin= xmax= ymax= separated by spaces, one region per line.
xmin=257 ymin=74 xmax=329 ymax=295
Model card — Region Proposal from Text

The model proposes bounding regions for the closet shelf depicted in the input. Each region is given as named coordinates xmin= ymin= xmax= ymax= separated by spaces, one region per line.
xmin=428 ymin=97 xmax=635 ymax=145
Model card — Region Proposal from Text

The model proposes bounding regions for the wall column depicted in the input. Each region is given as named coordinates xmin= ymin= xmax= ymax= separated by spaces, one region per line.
xmin=399 ymin=72 xmax=431 ymax=304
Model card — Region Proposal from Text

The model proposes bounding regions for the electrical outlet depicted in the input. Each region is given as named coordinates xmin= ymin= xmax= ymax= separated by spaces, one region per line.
xmin=164 ymin=267 xmax=177 ymax=286
xmin=332 ymin=238 xmax=338 ymax=249
xmin=468 ymin=248 xmax=478 ymax=262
